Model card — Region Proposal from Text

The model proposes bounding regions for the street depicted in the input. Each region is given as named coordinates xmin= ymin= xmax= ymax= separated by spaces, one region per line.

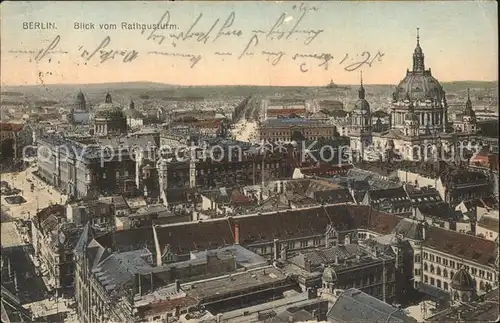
xmin=1 ymin=168 xmax=67 ymax=220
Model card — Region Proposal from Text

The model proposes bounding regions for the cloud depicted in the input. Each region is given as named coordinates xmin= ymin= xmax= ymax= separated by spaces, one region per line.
xmin=284 ymin=16 xmax=294 ymax=23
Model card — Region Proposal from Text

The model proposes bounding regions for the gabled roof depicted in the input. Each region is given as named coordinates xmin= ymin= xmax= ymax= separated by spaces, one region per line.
xmin=327 ymin=288 xmax=417 ymax=323
xmin=96 ymin=205 xmax=402 ymax=256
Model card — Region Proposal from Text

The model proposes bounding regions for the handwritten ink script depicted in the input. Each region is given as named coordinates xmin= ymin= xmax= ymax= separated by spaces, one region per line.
xmin=10 ymin=3 xmax=385 ymax=72
xmin=9 ymin=35 xmax=139 ymax=65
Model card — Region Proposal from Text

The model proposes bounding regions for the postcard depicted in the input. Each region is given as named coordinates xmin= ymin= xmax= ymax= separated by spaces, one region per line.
xmin=0 ymin=2 xmax=499 ymax=323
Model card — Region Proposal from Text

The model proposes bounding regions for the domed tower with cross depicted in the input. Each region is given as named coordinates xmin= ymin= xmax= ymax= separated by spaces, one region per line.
xmin=349 ymin=72 xmax=372 ymax=161
xmin=462 ymin=88 xmax=477 ymax=133
xmin=390 ymin=28 xmax=447 ymax=135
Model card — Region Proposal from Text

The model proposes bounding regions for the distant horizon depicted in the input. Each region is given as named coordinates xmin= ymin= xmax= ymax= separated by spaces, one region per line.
xmin=1 ymin=79 xmax=498 ymax=89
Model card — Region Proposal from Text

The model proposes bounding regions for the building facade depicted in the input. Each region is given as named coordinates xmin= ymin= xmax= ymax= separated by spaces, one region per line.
xmin=259 ymin=119 xmax=336 ymax=142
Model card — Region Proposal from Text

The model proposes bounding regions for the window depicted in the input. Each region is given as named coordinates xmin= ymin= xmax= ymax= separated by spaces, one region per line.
xmin=443 ymin=259 xmax=448 ymax=266
xmin=260 ymin=247 xmax=266 ymax=254
xmin=300 ymin=240 xmax=308 ymax=248
xmin=479 ymin=270 xmax=485 ymax=278
xmin=424 ymin=263 xmax=428 ymax=271
xmin=424 ymin=252 xmax=428 ymax=260
xmin=450 ymin=260 xmax=455 ymax=269
xmin=430 ymin=255 xmax=435 ymax=262
xmin=430 ymin=265 xmax=435 ymax=274
xmin=430 ymin=277 xmax=435 ymax=285
xmin=152 ymin=315 xmax=161 ymax=321
xmin=436 ymin=256 xmax=441 ymax=264
xmin=444 ymin=282 xmax=448 ymax=290
xmin=437 ymin=279 xmax=442 ymax=289
xmin=437 ymin=267 xmax=441 ymax=276
xmin=414 ymin=269 xmax=420 ymax=276
xmin=472 ymin=268 xmax=477 ymax=275
xmin=424 ymin=275 xmax=428 ymax=283
xmin=487 ymin=272 xmax=493 ymax=280
xmin=443 ymin=269 xmax=448 ymax=278
xmin=313 ymin=238 xmax=321 ymax=246
xmin=415 ymin=254 xmax=421 ymax=263
xmin=287 ymin=242 xmax=294 ymax=250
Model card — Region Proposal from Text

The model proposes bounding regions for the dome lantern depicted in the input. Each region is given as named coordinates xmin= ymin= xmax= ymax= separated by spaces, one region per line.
xmin=412 ymin=28 xmax=425 ymax=72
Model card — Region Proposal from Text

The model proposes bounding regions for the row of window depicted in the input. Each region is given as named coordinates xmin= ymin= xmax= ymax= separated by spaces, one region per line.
xmin=420 ymin=271 xmax=493 ymax=292
xmin=421 ymin=252 xmax=494 ymax=280
xmin=258 ymin=238 xmax=322 ymax=254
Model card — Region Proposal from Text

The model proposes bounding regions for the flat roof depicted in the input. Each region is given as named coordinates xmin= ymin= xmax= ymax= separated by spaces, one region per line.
xmin=190 ymin=245 xmax=267 ymax=269
xmin=185 ymin=266 xmax=288 ymax=301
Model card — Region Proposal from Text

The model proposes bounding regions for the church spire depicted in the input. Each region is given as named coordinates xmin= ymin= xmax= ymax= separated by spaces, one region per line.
xmin=412 ymin=28 xmax=425 ymax=72
xmin=358 ymin=71 xmax=365 ymax=100
xmin=466 ymin=88 xmax=472 ymax=108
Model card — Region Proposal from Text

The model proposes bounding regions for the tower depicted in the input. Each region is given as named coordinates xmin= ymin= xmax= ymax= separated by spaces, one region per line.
xmin=158 ymin=159 xmax=169 ymax=207
xmin=189 ymin=149 xmax=196 ymax=189
xmin=462 ymin=88 xmax=477 ymax=133
xmin=413 ymin=28 xmax=425 ymax=72
xmin=349 ymin=72 xmax=372 ymax=161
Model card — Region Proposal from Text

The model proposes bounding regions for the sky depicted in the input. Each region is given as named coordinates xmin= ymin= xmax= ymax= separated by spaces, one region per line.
xmin=1 ymin=1 xmax=498 ymax=86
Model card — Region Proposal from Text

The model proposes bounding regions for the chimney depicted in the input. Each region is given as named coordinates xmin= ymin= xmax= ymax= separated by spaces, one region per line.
xmin=273 ymin=239 xmax=280 ymax=259
xmin=175 ymin=279 xmax=181 ymax=292
xmin=234 ymin=223 xmax=240 ymax=244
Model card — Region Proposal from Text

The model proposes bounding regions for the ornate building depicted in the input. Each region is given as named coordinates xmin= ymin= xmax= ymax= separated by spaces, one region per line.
xmin=351 ymin=29 xmax=479 ymax=161
xmin=92 ymin=92 xmax=127 ymax=136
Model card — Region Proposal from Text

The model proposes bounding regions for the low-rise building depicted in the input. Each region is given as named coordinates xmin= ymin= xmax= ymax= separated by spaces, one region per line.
xmin=259 ymin=119 xmax=336 ymax=142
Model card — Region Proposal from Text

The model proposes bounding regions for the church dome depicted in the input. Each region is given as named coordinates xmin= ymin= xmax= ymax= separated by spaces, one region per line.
xmin=353 ymin=74 xmax=370 ymax=116
xmin=394 ymin=72 xmax=444 ymax=101
xmin=94 ymin=103 xmax=125 ymax=119
xmin=354 ymin=99 xmax=370 ymax=116
xmin=322 ymin=266 xmax=337 ymax=283
xmin=451 ymin=267 xmax=475 ymax=291
xmin=393 ymin=29 xmax=445 ymax=102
